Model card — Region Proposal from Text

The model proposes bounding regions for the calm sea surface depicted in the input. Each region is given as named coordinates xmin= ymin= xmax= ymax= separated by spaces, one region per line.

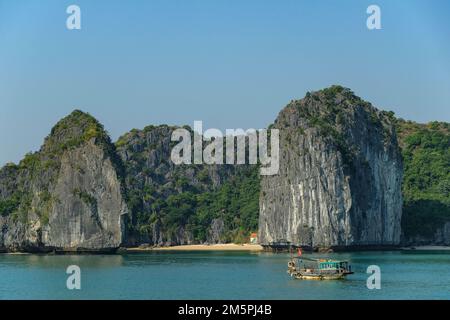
xmin=0 ymin=251 xmax=449 ymax=300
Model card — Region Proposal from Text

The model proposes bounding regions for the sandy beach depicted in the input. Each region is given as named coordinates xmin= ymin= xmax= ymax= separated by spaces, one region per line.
xmin=126 ymin=243 xmax=264 ymax=252
xmin=2 ymin=252 xmax=31 ymax=255
xmin=125 ymin=244 xmax=450 ymax=253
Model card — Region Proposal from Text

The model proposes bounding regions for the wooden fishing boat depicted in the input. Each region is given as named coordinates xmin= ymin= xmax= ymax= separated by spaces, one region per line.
xmin=287 ymin=257 xmax=354 ymax=280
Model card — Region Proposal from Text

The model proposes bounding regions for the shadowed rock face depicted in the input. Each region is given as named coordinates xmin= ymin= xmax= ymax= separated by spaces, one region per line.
xmin=259 ymin=86 xmax=403 ymax=248
xmin=0 ymin=110 xmax=128 ymax=252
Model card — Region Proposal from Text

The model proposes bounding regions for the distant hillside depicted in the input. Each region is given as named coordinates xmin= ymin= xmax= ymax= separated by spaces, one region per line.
xmin=115 ymin=125 xmax=260 ymax=245
xmin=396 ymin=120 xmax=450 ymax=245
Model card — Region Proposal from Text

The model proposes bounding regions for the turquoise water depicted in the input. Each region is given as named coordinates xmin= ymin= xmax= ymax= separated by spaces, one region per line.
xmin=0 ymin=251 xmax=449 ymax=300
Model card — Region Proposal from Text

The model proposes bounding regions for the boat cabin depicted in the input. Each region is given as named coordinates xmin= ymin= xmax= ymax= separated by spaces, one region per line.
xmin=318 ymin=260 xmax=351 ymax=272
xmin=287 ymin=257 xmax=354 ymax=280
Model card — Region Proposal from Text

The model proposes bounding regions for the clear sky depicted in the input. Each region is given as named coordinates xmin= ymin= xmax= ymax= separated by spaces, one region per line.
xmin=1 ymin=0 xmax=449 ymax=165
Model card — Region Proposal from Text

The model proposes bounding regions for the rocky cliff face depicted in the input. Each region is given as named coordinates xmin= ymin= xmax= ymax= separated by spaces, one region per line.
xmin=0 ymin=111 xmax=259 ymax=252
xmin=259 ymin=86 xmax=403 ymax=248
xmin=0 ymin=111 xmax=128 ymax=252
xmin=115 ymin=125 xmax=258 ymax=246
xmin=402 ymin=222 xmax=450 ymax=246
xmin=5 ymin=86 xmax=445 ymax=252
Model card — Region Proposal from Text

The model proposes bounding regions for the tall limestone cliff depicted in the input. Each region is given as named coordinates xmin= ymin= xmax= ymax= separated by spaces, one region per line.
xmin=259 ymin=86 xmax=403 ymax=248
xmin=4 ymin=86 xmax=446 ymax=252
xmin=0 ymin=112 xmax=259 ymax=252
xmin=0 ymin=111 xmax=128 ymax=252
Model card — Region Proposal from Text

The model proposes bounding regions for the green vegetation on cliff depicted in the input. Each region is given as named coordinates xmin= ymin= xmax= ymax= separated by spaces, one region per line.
xmin=282 ymin=86 xmax=397 ymax=169
xmin=116 ymin=124 xmax=260 ymax=245
xmin=397 ymin=120 xmax=450 ymax=238
xmin=0 ymin=193 xmax=20 ymax=217
xmin=48 ymin=110 xmax=108 ymax=143
xmin=0 ymin=110 xmax=123 ymax=226
xmin=131 ymin=165 xmax=259 ymax=244
xmin=188 ymin=166 xmax=260 ymax=243
xmin=1 ymin=98 xmax=449 ymax=248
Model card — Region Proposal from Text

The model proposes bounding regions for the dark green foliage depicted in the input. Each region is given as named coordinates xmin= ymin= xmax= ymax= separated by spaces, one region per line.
xmin=42 ymin=110 xmax=126 ymax=179
xmin=403 ymin=200 xmax=449 ymax=238
xmin=397 ymin=120 xmax=450 ymax=238
xmin=190 ymin=166 xmax=260 ymax=243
xmin=35 ymin=190 xmax=53 ymax=225
xmin=197 ymin=168 xmax=211 ymax=184
xmin=307 ymin=115 xmax=354 ymax=166
xmin=293 ymin=87 xmax=362 ymax=167
xmin=9 ymin=192 xmax=32 ymax=223
xmin=163 ymin=192 xmax=197 ymax=234
xmin=0 ymin=193 xmax=21 ymax=217
xmin=115 ymin=124 xmax=261 ymax=244
xmin=126 ymin=164 xmax=260 ymax=244
xmin=73 ymin=188 xmax=97 ymax=206
xmin=2 ymin=105 xmax=448 ymax=247
xmin=45 ymin=110 xmax=111 ymax=155
xmin=0 ymin=110 xmax=123 ymax=224
xmin=19 ymin=152 xmax=40 ymax=170
xmin=321 ymin=85 xmax=347 ymax=99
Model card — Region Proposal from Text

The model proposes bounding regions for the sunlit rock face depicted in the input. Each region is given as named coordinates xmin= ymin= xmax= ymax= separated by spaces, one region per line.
xmin=259 ymin=86 xmax=403 ymax=248
xmin=0 ymin=110 xmax=128 ymax=252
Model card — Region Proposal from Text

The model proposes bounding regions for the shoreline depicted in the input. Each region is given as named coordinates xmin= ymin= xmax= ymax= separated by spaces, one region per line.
xmin=125 ymin=243 xmax=264 ymax=253
xmin=400 ymin=245 xmax=450 ymax=251
xmin=2 ymin=244 xmax=449 ymax=255
xmin=125 ymin=244 xmax=450 ymax=253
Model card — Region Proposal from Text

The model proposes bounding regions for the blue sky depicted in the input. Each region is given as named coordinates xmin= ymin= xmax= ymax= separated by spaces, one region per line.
xmin=1 ymin=0 xmax=449 ymax=165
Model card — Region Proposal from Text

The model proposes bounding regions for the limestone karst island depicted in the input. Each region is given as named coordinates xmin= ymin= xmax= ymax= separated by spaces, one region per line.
xmin=0 ymin=86 xmax=449 ymax=253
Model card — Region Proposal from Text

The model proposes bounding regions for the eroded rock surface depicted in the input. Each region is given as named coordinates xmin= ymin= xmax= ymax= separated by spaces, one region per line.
xmin=259 ymin=86 xmax=403 ymax=248
xmin=0 ymin=110 xmax=127 ymax=252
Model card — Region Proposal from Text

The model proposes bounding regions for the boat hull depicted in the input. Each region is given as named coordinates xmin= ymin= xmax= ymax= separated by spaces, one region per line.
xmin=293 ymin=273 xmax=346 ymax=280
